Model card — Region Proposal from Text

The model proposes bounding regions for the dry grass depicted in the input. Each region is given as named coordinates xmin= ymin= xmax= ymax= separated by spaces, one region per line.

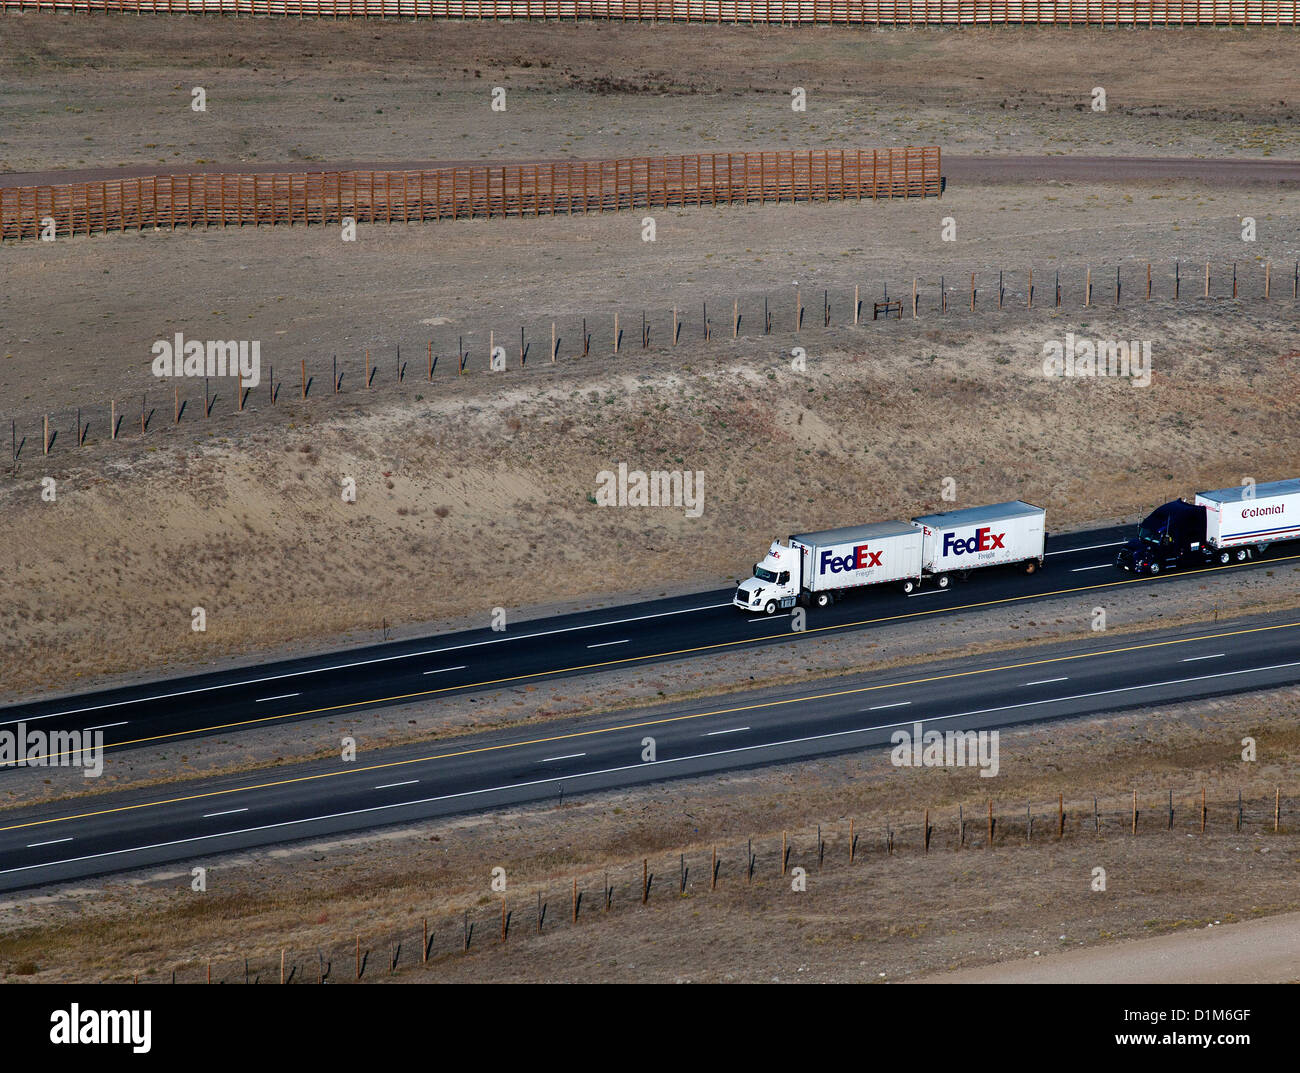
xmin=3 ymin=305 xmax=1299 ymax=697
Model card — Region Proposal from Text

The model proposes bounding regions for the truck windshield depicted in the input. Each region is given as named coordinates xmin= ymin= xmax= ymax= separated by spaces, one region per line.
xmin=1137 ymin=525 xmax=1163 ymax=544
xmin=753 ymin=567 xmax=779 ymax=583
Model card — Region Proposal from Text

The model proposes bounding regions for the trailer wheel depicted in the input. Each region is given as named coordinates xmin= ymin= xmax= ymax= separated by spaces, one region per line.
xmin=763 ymin=600 xmax=778 ymax=615
xmin=1023 ymin=560 xmax=1038 ymax=575
xmin=1235 ymin=548 xmax=1249 ymax=562
xmin=901 ymin=579 xmax=916 ymax=594
xmin=934 ymin=574 xmax=950 ymax=589
xmin=814 ymin=592 xmax=831 ymax=608
xmin=1217 ymin=550 xmax=1231 ymax=564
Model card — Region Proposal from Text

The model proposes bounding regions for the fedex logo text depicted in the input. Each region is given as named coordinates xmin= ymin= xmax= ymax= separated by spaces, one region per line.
xmin=819 ymin=544 xmax=883 ymax=574
xmin=943 ymin=527 xmax=1005 ymax=557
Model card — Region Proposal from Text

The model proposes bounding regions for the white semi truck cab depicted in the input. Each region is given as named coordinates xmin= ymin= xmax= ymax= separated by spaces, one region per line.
xmin=732 ymin=540 xmax=802 ymax=614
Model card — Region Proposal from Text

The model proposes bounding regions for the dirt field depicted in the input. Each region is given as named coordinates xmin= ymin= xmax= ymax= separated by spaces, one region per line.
xmin=3 ymin=15 xmax=1299 ymax=985
xmin=3 ymin=16 xmax=1299 ymax=699
xmin=3 ymin=19 xmax=1299 ymax=177
xmin=2 ymin=298 xmax=1298 ymax=698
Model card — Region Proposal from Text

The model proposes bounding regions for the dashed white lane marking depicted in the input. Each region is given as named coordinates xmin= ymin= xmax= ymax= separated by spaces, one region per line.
xmin=10 ymin=657 xmax=1300 ymax=881
xmin=1048 ymin=541 xmax=1123 ymax=556
xmin=20 ymin=602 xmax=734 ymax=720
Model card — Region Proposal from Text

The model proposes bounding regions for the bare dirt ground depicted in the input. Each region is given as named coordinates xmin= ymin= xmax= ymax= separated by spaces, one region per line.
xmin=2 ymin=17 xmax=1298 ymax=703
xmin=916 ymin=910 xmax=1300 ymax=982
xmin=3 ymin=301 xmax=1299 ymax=698
xmin=2 ymin=682 xmax=1298 ymax=984
xmin=2 ymin=16 xmax=1299 ymax=985
xmin=2 ymin=19 xmax=1299 ymax=177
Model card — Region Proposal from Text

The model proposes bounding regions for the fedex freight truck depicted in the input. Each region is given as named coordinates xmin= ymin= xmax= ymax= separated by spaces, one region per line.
xmin=732 ymin=521 xmax=924 ymax=614
xmin=912 ymin=501 xmax=1047 ymax=588
xmin=1117 ymin=478 xmax=1300 ymax=575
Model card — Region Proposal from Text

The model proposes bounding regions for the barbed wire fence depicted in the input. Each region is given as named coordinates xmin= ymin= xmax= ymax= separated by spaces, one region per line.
xmin=122 ymin=783 xmax=1294 ymax=983
xmin=7 ymin=257 xmax=1297 ymax=477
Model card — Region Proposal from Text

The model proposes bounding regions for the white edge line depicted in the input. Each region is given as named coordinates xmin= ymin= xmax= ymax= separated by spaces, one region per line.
xmin=7 ymin=659 xmax=1300 ymax=880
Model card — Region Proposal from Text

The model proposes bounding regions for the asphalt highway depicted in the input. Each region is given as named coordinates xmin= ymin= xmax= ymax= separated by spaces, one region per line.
xmin=3 ymin=524 xmax=1299 ymax=766
xmin=1 ymin=610 xmax=1297 ymax=892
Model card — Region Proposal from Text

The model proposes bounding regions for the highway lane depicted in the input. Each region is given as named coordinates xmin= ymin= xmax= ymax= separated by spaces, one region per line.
xmin=1 ymin=611 xmax=1298 ymax=892
xmin=3 ymin=523 xmax=1299 ymax=765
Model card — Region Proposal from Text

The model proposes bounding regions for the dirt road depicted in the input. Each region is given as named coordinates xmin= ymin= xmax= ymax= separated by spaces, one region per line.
xmin=916 ymin=911 xmax=1300 ymax=983
xmin=5 ymin=154 xmax=1300 ymax=188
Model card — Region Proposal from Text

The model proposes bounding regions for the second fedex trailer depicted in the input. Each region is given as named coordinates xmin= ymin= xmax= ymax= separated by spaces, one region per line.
xmin=913 ymin=501 xmax=1047 ymax=588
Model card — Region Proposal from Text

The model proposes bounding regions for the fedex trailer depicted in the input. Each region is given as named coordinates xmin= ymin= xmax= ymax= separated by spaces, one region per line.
xmin=912 ymin=501 xmax=1047 ymax=588
xmin=732 ymin=521 xmax=924 ymax=614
